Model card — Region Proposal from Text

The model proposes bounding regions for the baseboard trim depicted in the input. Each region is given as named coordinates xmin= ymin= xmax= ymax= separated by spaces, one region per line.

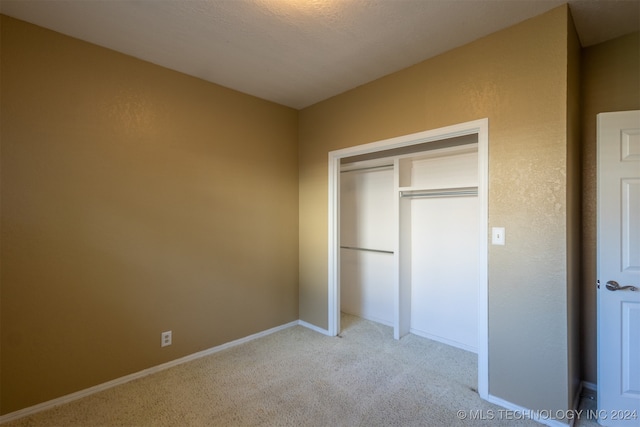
xmin=409 ymin=327 xmax=478 ymax=354
xmin=341 ymin=310 xmax=394 ymax=328
xmin=0 ymin=323 xmax=595 ymax=427
xmin=485 ymin=394 xmax=571 ymax=427
xmin=0 ymin=320 xmax=299 ymax=424
xmin=298 ymin=319 xmax=332 ymax=336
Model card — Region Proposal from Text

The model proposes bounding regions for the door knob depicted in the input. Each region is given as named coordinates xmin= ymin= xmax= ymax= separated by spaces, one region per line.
xmin=605 ymin=280 xmax=638 ymax=292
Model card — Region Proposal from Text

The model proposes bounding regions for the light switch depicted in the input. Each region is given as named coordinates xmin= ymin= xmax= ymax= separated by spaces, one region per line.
xmin=492 ymin=227 xmax=505 ymax=245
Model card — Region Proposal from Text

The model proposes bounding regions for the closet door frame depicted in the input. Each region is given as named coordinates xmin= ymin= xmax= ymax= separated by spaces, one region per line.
xmin=327 ymin=118 xmax=488 ymax=399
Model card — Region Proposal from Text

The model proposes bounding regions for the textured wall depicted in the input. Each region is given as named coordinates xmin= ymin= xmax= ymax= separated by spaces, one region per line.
xmin=566 ymin=10 xmax=582 ymax=410
xmin=1 ymin=16 xmax=299 ymax=414
xmin=580 ymin=31 xmax=640 ymax=385
xmin=299 ymin=6 xmax=573 ymax=414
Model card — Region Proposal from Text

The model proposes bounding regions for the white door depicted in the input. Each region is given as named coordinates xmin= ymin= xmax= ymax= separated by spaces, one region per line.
xmin=597 ymin=110 xmax=640 ymax=427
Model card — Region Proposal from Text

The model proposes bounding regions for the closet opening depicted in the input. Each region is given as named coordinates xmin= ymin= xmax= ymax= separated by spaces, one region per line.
xmin=328 ymin=119 xmax=488 ymax=400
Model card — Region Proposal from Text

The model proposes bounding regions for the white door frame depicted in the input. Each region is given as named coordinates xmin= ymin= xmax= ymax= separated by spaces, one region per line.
xmin=327 ymin=118 xmax=489 ymax=399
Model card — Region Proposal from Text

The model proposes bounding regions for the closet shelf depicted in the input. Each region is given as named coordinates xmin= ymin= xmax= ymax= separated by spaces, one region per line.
xmin=399 ymin=186 xmax=478 ymax=198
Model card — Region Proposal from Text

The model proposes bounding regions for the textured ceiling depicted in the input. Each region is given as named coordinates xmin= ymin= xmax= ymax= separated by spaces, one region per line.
xmin=1 ymin=0 xmax=638 ymax=109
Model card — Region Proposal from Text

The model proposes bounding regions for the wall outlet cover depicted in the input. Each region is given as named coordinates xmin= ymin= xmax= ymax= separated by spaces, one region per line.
xmin=492 ymin=227 xmax=505 ymax=245
xmin=161 ymin=331 xmax=172 ymax=347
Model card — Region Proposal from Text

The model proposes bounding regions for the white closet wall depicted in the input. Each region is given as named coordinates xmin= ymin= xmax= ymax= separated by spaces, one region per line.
xmin=401 ymin=149 xmax=479 ymax=351
xmin=410 ymin=196 xmax=479 ymax=350
xmin=340 ymin=166 xmax=395 ymax=325
xmin=340 ymin=143 xmax=479 ymax=351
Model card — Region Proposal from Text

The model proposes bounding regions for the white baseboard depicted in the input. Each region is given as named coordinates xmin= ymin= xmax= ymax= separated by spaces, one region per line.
xmin=339 ymin=309 xmax=394 ymax=328
xmin=298 ymin=319 xmax=332 ymax=336
xmin=486 ymin=383 xmax=597 ymax=427
xmin=409 ymin=327 xmax=478 ymax=354
xmin=485 ymin=394 xmax=571 ymax=427
xmin=0 ymin=320 xmax=299 ymax=424
xmin=0 ymin=320 xmax=596 ymax=427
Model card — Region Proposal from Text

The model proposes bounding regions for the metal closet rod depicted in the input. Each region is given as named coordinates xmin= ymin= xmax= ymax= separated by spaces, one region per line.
xmin=340 ymin=246 xmax=394 ymax=254
xmin=400 ymin=186 xmax=478 ymax=198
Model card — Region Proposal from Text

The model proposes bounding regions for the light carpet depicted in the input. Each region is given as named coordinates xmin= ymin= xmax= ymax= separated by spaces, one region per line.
xmin=5 ymin=314 xmax=565 ymax=426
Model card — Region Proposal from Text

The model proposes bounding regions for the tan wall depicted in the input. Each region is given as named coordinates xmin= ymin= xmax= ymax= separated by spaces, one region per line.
xmin=0 ymin=15 xmax=299 ymax=414
xmin=299 ymin=5 xmax=573 ymax=413
xmin=566 ymin=10 xmax=582 ymax=409
xmin=580 ymin=31 xmax=640 ymax=385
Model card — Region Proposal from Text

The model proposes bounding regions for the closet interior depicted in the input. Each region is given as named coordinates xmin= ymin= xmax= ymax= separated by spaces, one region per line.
xmin=339 ymin=135 xmax=480 ymax=352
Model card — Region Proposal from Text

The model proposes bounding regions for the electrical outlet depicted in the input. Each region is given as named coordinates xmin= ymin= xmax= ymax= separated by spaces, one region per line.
xmin=161 ymin=331 xmax=172 ymax=347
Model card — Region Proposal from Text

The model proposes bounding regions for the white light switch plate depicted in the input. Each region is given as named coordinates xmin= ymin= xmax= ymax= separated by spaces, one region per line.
xmin=492 ymin=227 xmax=505 ymax=245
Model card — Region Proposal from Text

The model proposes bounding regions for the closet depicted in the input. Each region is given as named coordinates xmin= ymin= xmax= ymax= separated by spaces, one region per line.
xmin=340 ymin=162 xmax=395 ymax=326
xmin=340 ymin=140 xmax=479 ymax=352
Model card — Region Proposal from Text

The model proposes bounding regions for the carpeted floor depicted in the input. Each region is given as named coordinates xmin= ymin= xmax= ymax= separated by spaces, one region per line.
xmin=3 ymin=314 xmax=594 ymax=426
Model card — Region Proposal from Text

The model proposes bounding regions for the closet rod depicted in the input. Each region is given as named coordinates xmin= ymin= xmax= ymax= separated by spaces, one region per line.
xmin=340 ymin=164 xmax=394 ymax=173
xmin=340 ymin=246 xmax=394 ymax=254
xmin=400 ymin=186 xmax=478 ymax=199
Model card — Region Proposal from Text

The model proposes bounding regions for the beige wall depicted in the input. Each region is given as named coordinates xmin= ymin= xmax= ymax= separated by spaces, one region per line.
xmin=299 ymin=5 xmax=575 ymax=414
xmin=0 ymin=15 xmax=299 ymax=414
xmin=580 ymin=31 xmax=640 ymax=385
xmin=566 ymin=10 xmax=582 ymax=409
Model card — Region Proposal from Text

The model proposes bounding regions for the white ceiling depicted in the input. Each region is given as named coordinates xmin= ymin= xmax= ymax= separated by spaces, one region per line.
xmin=1 ymin=0 xmax=638 ymax=109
